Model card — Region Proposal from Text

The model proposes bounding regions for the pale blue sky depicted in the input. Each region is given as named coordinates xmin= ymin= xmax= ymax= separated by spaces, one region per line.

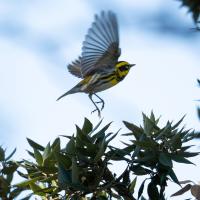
xmin=0 ymin=0 xmax=200 ymax=199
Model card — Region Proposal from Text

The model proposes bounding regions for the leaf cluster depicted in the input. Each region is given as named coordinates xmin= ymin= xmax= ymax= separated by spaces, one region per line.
xmin=17 ymin=119 xmax=132 ymax=200
xmin=15 ymin=113 xmax=200 ymax=200
xmin=0 ymin=147 xmax=23 ymax=199
xmin=122 ymin=112 xmax=200 ymax=199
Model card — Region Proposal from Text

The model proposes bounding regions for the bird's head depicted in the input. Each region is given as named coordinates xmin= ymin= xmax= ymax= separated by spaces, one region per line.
xmin=116 ymin=61 xmax=135 ymax=78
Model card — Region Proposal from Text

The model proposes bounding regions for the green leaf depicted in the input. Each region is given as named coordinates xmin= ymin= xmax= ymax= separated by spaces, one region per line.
xmin=129 ymin=177 xmax=137 ymax=193
xmin=171 ymin=154 xmax=194 ymax=164
xmin=76 ymin=144 xmax=96 ymax=158
xmin=17 ymin=170 xmax=28 ymax=179
xmin=51 ymin=137 xmax=60 ymax=153
xmin=181 ymin=145 xmax=194 ymax=151
xmin=92 ymin=122 xmax=112 ymax=141
xmin=130 ymin=165 xmax=151 ymax=175
xmin=82 ymin=118 xmax=93 ymax=134
xmin=76 ymin=125 xmax=92 ymax=146
xmin=42 ymin=142 xmax=51 ymax=162
xmin=123 ymin=121 xmax=143 ymax=140
xmin=168 ymin=169 xmax=180 ymax=185
xmin=155 ymin=122 xmax=171 ymax=140
xmin=0 ymin=146 xmax=5 ymax=161
xmin=106 ymin=147 xmax=132 ymax=161
xmin=5 ymin=148 xmax=16 ymax=161
xmin=65 ymin=136 xmax=76 ymax=156
xmin=178 ymin=151 xmax=199 ymax=158
xmin=89 ymin=118 xmax=103 ymax=135
xmin=55 ymin=152 xmax=72 ymax=169
xmin=170 ymin=134 xmax=182 ymax=150
xmin=142 ymin=113 xmax=159 ymax=135
xmin=33 ymin=149 xmax=43 ymax=166
xmin=131 ymin=134 xmax=146 ymax=159
xmin=16 ymin=177 xmax=42 ymax=187
xmin=133 ymin=139 xmax=157 ymax=149
xmin=122 ymin=169 xmax=130 ymax=184
xmin=134 ymin=153 xmax=156 ymax=164
xmin=181 ymin=129 xmax=195 ymax=142
xmin=106 ymin=131 xmax=118 ymax=144
xmin=2 ymin=162 xmax=18 ymax=175
xmin=147 ymin=182 xmax=159 ymax=200
xmin=177 ymin=152 xmax=199 ymax=158
xmin=72 ymin=157 xmax=79 ymax=184
xmin=35 ymin=186 xmax=57 ymax=194
xmin=29 ymin=182 xmax=44 ymax=196
xmin=6 ymin=173 xmax=14 ymax=183
xmin=171 ymin=116 xmax=185 ymax=130
xmin=58 ymin=164 xmax=72 ymax=189
xmin=138 ymin=180 xmax=146 ymax=199
xmin=150 ymin=111 xmax=156 ymax=122
xmin=26 ymin=150 xmax=35 ymax=158
xmin=27 ymin=138 xmax=45 ymax=151
xmin=37 ymin=165 xmax=57 ymax=174
xmin=159 ymin=152 xmax=173 ymax=167
xmin=94 ymin=137 xmax=106 ymax=162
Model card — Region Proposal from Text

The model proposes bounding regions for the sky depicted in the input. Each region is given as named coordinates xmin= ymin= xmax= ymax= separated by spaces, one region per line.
xmin=0 ymin=0 xmax=200 ymax=199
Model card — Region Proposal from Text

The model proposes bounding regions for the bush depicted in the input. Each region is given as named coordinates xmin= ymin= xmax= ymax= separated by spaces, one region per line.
xmin=14 ymin=113 xmax=200 ymax=200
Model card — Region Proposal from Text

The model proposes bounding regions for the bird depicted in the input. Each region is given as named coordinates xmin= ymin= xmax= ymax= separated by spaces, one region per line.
xmin=57 ymin=11 xmax=135 ymax=117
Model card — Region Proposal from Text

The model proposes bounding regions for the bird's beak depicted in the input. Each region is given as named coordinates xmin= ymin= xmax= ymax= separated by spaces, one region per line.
xmin=130 ymin=64 xmax=136 ymax=68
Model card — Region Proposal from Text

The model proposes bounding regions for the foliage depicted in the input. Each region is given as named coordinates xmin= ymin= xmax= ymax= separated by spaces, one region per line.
xmin=178 ymin=0 xmax=200 ymax=25
xmin=15 ymin=113 xmax=200 ymax=200
xmin=0 ymin=146 xmax=24 ymax=199
xmin=122 ymin=112 xmax=200 ymax=200
xmin=17 ymin=119 xmax=134 ymax=199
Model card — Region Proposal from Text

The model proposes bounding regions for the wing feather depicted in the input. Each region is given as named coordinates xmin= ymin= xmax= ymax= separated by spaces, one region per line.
xmin=67 ymin=57 xmax=82 ymax=78
xmin=81 ymin=11 xmax=121 ymax=77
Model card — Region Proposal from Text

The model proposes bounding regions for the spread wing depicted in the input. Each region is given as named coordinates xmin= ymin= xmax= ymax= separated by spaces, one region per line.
xmin=67 ymin=56 xmax=82 ymax=78
xmin=81 ymin=11 xmax=121 ymax=77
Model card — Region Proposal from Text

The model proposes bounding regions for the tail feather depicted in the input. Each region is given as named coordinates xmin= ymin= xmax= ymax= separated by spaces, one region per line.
xmin=57 ymin=87 xmax=81 ymax=101
xmin=57 ymin=91 xmax=70 ymax=101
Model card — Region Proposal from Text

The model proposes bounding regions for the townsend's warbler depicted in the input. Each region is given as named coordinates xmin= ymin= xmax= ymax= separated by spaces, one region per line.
xmin=57 ymin=11 xmax=135 ymax=117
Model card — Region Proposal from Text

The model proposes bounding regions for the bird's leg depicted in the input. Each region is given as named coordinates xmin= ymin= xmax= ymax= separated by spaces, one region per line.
xmin=89 ymin=94 xmax=101 ymax=117
xmin=94 ymin=93 xmax=105 ymax=111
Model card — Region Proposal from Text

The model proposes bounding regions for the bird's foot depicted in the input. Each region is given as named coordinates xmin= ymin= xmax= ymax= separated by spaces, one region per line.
xmin=94 ymin=101 xmax=105 ymax=111
xmin=91 ymin=108 xmax=101 ymax=118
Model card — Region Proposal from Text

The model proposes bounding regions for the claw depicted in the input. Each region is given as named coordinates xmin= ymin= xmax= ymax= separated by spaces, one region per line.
xmin=91 ymin=108 xmax=101 ymax=118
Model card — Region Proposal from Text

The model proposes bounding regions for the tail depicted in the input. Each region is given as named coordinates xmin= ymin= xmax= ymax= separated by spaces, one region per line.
xmin=57 ymin=87 xmax=80 ymax=101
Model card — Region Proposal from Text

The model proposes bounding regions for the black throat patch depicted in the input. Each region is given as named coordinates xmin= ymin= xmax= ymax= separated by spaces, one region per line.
xmin=116 ymin=71 xmax=125 ymax=81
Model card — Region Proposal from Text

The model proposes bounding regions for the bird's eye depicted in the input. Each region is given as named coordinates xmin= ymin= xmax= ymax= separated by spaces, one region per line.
xmin=119 ymin=65 xmax=129 ymax=71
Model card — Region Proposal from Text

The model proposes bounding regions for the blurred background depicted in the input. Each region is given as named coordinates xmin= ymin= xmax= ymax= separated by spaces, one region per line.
xmin=0 ymin=0 xmax=199 ymax=198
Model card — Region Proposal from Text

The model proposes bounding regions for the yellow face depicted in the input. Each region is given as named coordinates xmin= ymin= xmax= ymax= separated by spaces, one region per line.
xmin=116 ymin=61 xmax=134 ymax=79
